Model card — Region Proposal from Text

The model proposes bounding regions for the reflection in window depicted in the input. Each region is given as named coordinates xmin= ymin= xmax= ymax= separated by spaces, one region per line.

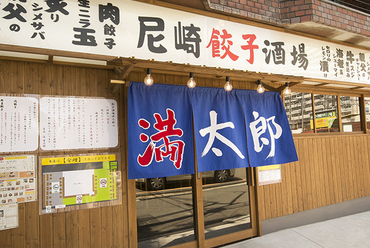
xmin=366 ymin=97 xmax=370 ymax=131
xmin=340 ymin=96 xmax=361 ymax=132
xmin=136 ymin=175 xmax=195 ymax=247
xmin=203 ymin=168 xmax=251 ymax=239
xmin=285 ymin=92 xmax=313 ymax=133
xmin=314 ymin=94 xmax=339 ymax=133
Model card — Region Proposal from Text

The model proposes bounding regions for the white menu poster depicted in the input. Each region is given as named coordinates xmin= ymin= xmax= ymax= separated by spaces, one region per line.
xmin=0 ymin=96 xmax=38 ymax=152
xmin=40 ymin=97 xmax=118 ymax=150
xmin=0 ymin=203 xmax=18 ymax=231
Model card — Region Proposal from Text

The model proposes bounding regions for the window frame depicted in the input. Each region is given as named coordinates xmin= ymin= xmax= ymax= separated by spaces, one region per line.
xmin=283 ymin=89 xmax=369 ymax=136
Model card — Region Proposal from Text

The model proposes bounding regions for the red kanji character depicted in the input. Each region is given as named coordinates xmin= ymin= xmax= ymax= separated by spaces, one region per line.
xmin=138 ymin=108 xmax=185 ymax=169
xmin=241 ymin=34 xmax=259 ymax=64
xmin=207 ymin=28 xmax=239 ymax=61
xmin=206 ymin=28 xmax=221 ymax=58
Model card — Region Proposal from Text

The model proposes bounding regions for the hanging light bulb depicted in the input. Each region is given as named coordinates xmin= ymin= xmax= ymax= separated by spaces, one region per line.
xmin=187 ymin=72 xmax=196 ymax=88
xmin=144 ymin=68 xmax=154 ymax=86
xmin=257 ymin=80 xmax=265 ymax=93
xmin=283 ymin=82 xmax=292 ymax=95
xmin=224 ymin=76 xmax=232 ymax=91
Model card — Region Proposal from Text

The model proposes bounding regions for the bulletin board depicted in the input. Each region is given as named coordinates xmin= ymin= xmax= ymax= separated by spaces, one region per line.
xmin=39 ymin=153 xmax=121 ymax=214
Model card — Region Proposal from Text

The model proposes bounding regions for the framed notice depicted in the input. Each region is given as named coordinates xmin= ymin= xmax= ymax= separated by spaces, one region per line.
xmin=258 ymin=164 xmax=282 ymax=186
xmin=39 ymin=153 xmax=121 ymax=214
xmin=0 ymin=96 xmax=38 ymax=153
xmin=0 ymin=155 xmax=37 ymax=204
xmin=39 ymin=97 xmax=118 ymax=150
xmin=0 ymin=203 xmax=18 ymax=231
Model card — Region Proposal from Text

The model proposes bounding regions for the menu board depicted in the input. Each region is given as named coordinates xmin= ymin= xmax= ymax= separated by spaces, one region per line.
xmin=40 ymin=153 xmax=121 ymax=214
xmin=0 ymin=203 xmax=18 ymax=231
xmin=258 ymin=164 xmax=282 ymax=186
xmin=0 ymin=155 xmax=37 ymax=203
xmin=0 ymin=96 xmax=38 ymax=153
xmin=40 ymin=97 xmax=118 ymax=150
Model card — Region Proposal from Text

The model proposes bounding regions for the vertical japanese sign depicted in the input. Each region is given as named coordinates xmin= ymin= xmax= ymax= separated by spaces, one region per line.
xmin=127 ymin=82 xmax=195 ymax=179
xmin=0 ymin=96 xmax=38 ymax=153
xmin=189 ymin=87 xmax=249 ymax=172
xmin=0 ymin=155 xmax=37 ymax=203
xmin=39 ymin=97 xmax=118 ymax=150
xmin=239 ymin=91 xmax=298 ymax=167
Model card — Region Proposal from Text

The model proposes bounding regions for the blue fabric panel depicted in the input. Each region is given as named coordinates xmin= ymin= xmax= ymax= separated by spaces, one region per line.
xmin=189 ymin=87 xmax=249 ymax=172
xmin=127 ymin=82 xmax=195 ymax=179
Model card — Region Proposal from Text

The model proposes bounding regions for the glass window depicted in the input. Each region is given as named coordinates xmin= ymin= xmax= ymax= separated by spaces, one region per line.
xmin=203 ymin=168 xmax=251 ymax=239
xmin=366 ymin=97 xmax=370 ymax=132
xmin=285 ymin=92 xmax=313 ymax=133
xmin=136 ymin=175 xmax=195 ymax=247
xmin=314 ymin=94 xmax=339 ymax=133
xmin=340 ymin=96 xmax=361 ymax=132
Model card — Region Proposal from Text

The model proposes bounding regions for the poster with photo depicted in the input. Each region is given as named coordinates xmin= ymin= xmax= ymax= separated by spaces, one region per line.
xmin=0 ymin=155 xmax=37 ymax=203
xmin=0 ymin=203 xmax=18 ymax=231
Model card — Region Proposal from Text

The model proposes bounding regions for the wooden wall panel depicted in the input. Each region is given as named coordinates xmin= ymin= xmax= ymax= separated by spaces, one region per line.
xmin=0 ymin=60 xmax=127 ymax=248
xmin=258 ymin=134 xmax=370 ymax=221
xmin=1 ymin=59 xmax=370 ymax=246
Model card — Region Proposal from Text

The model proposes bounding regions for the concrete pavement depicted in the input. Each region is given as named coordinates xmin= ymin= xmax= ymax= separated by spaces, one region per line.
xmin=225 ymin=196 xmax=370 ymax=248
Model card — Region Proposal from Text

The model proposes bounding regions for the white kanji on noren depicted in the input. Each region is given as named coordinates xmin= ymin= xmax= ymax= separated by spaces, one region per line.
xmin=249 ymin=111 xmax=282 ymax=159
xmin=199 ymin=110 xmax=245 ymax=159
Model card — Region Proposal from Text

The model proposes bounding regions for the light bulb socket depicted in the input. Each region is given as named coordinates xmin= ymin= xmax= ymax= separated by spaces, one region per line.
xmin=224 ymin=76 xmax=232 ymax=91
xmin=147 ymin=68 xmax=152 ymax=75
xmin=187 ymin=72 xmax=196 ymax=88
xmin=257 ymin=80 xmax=265 ymax=93
xmin=283 ymin=82 xmax=291 ymax=95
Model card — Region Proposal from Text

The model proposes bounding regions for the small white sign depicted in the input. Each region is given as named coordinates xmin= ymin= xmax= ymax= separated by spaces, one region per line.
xmin=100 ymin=178 xmax=107 ymax=188
xmin=76 ymin=195 xmax=83 ymax=204
xmin=52 ymin=182 xmax=60 ymax=194
xmin=258 ymin=164 xmax=282 ymax=186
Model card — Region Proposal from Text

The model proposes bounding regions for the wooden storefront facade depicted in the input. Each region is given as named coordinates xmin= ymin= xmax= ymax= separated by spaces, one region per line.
xmin=1 ymin=0 xmax=370 ymax=247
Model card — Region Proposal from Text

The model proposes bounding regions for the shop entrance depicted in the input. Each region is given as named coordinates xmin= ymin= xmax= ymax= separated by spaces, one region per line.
xmin=135 ymin=167 xmax=259 ymax=247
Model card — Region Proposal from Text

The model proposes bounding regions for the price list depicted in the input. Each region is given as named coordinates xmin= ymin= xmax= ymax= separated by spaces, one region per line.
xmin=0 ymin=96 xmax=38 ymax=152
xmin=40 ymin=97 xmax=118 ymax=150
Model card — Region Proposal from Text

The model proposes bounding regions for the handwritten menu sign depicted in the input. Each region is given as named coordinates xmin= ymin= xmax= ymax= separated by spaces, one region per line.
xmin=40 ymin=97 xmax=118 ymax=150
xmin=0 ymin=96 xmax=38 ymax=153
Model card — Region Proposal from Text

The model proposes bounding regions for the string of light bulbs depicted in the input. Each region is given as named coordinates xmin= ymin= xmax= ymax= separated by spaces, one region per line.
xmin=143 ymin=68 xmax=292 ymax=94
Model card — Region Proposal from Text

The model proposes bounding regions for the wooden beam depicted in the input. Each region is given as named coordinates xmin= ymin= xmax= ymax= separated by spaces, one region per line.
xmin=107 ymin=58 xmax=304 ymax=83
xmin=254 ymin=80 xmax=279 ymax=92
xmin=276 ymin=82 xmax=301 ymax=92
xmin=114 ymin=64 xmax=134 ymax=79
